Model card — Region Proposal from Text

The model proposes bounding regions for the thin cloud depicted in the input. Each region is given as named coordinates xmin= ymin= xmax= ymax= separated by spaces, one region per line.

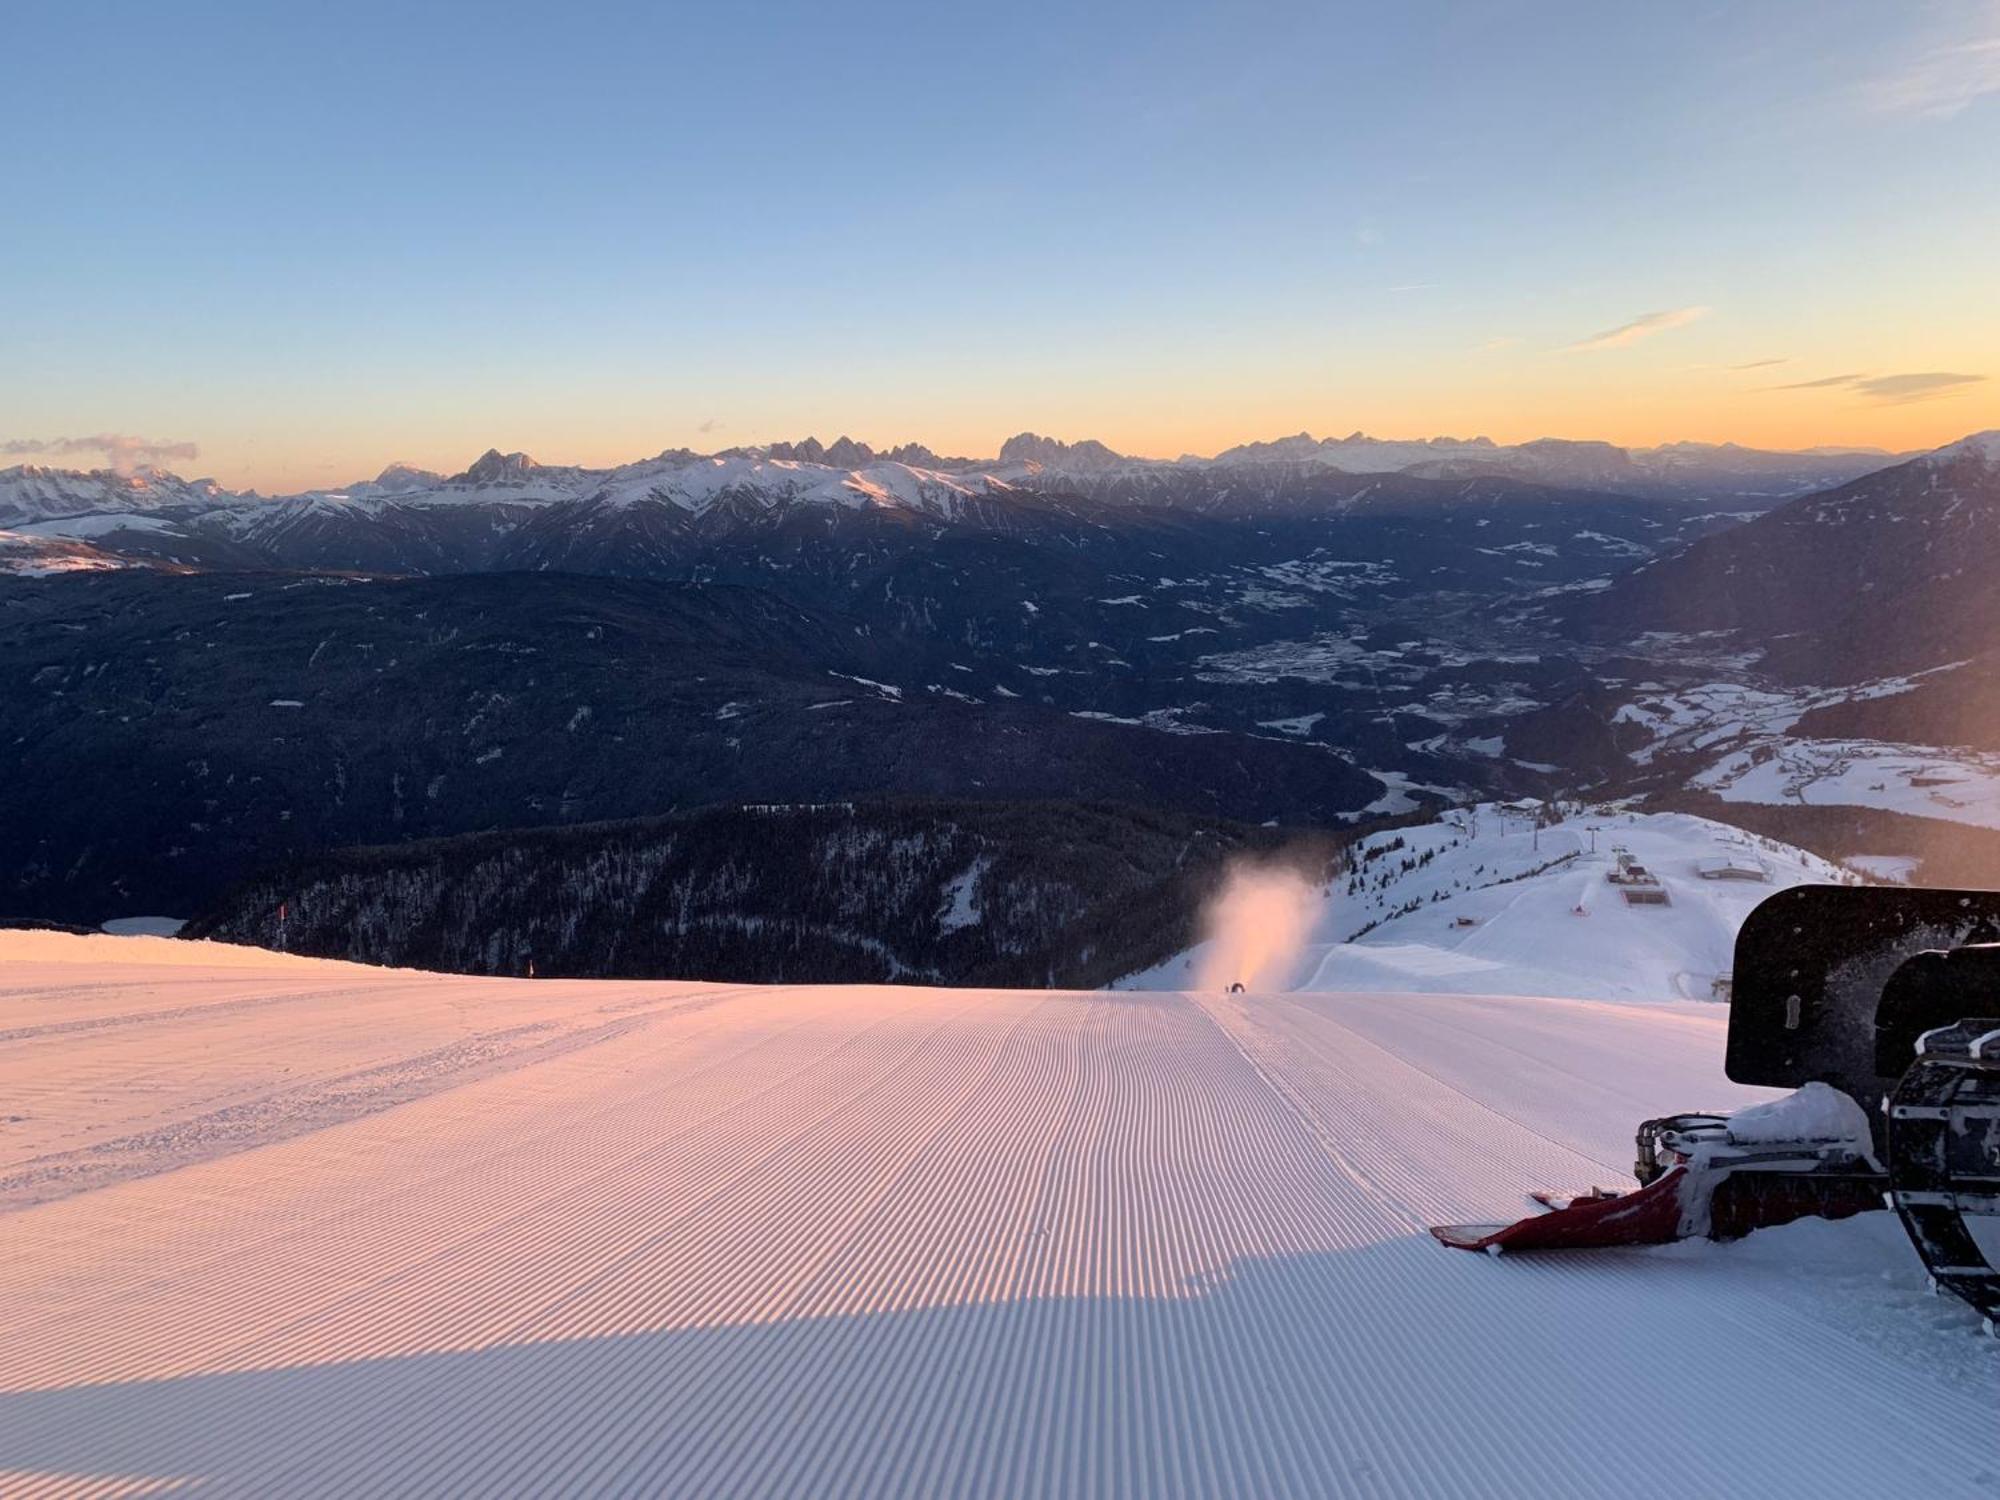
xmin=1 ymin=434 xmax=200 ymax=472
xmin=1564 ymin=306 xmax=1710 ymax=354
xmin=1388 ymin=282 xmax=1438 ymax=293
xmin=1730 ymin=357 xmax=1788 ymax=370
xmin=1768 ymin=370 xmax=1986 ymax=404
xmin=696 ymin=418 xmax=723 ymax=434
xmin=1866 ymin=5 xmax=2000 ymax=118
xmin=1475 ymin=336 xmax=1523 ymax=354
xmin=1855 ymin=371 xmax=1985 ymax=403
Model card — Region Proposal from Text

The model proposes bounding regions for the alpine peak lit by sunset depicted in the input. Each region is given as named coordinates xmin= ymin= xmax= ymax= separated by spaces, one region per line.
xmin=7 ymin=0 xmax=1997 ymax=492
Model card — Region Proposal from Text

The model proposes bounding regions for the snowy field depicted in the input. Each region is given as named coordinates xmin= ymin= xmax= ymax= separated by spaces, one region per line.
xmin=1121 ymin=809 xmax=1849 ymax=1002
xmin=2 ymin=931 xmax=1995 ymax=1497
xmin=1602 ymin=674 xmax=2000 ymax=832
xmin=1694 ymin=736 xmax=2000 ymax=830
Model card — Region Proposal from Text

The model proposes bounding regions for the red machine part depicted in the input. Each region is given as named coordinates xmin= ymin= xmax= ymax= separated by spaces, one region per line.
xmin=1432 ymin=1157 xmax=1886 ymax=1254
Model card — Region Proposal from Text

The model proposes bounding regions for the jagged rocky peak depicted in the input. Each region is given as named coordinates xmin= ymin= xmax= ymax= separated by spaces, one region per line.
xmin=820 ymin=436 xmax=877 ymax=469
xmin=456 ymin=448 xmax=540 ymax=484
xmin=736 ymin=437 xmax=973 ymax=471
xmin=883 ymin=441 xmax=948 ymax=468
xmin=763 ymin=435 xmax=876 ymax=466
xmin=764 ymin=435 xmax=880 ymax=468
xmin=765 ymin=436 xmax=825 ymax=464
xmin=996 ymin=432 xmax=1126 ymax=470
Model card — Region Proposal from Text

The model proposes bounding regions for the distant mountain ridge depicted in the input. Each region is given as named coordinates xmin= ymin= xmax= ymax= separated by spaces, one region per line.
xmin=0 ymin=427 xmax=1905 ymax=532
xmin=1569 ymin=429 xmax=2000 ymax=676
xmin=1562 ymin=428 xmax=2000 ymax=750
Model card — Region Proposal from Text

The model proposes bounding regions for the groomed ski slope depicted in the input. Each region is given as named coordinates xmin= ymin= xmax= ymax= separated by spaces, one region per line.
xmin=2 ymin=932 xmax=1994 ymax=1498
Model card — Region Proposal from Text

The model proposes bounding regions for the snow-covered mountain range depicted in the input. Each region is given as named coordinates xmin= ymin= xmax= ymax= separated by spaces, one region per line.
xmin=0 ymin=464 xmax=240 ymax=528
xmin=0 ymin=427 xmax=1901 ymax=534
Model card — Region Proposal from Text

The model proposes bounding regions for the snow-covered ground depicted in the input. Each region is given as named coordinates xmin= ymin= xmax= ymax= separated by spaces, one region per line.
xmin=0 ymin=529 xmax=132 ymax=577
xmin=1846 ymin=854 xmax=1920 ymax=884
xmin=1120 ymin=807 xmax=1852 ymax=1003
xmin=1694 ymin=736 xmax=2000 ymax=830
xmin=1611 ymin=676 xmax=1940 ymax=766
xmin=1 ymin=930 xmax=1992 ymax=1496
xmin=1601 ymin=672 xmax=2000 ymax=833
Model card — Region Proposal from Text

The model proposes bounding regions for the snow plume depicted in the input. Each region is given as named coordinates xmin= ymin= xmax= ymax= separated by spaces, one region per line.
xmin=1195 ymin=860 xmax=1321 ymax=992
xmin=2 ymin=434 xmax=200 ymax=472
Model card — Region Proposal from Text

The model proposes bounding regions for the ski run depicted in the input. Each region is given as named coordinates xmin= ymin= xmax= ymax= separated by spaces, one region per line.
xmin=2 ymin=929 xmax=1993 ymax=1497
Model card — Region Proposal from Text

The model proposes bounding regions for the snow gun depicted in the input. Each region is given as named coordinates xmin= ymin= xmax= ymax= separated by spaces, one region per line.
xmin=1432 ymin=885 xmax=2000 ymax=1332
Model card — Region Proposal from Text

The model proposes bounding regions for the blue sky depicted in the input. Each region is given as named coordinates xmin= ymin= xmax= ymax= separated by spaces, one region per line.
xmin=6 ymin=0 xmax=1997 ymax=488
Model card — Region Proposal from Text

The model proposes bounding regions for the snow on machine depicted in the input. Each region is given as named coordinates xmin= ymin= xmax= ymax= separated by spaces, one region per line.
xmin=1431 ymin=886 xmax=2000 ymax=1331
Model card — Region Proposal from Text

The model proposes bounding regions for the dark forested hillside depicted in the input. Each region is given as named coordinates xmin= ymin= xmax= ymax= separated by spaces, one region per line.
xmin=0 ymin=571 xmax=1385 ymax=924
xmin=184 ymin=800 xmax=1348 ymax=988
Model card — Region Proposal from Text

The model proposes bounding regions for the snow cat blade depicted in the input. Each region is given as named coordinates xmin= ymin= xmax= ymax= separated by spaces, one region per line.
xmin=1433 ymin=1161 xmax=1888 ymax=1255
xmin=1432 ymin=1168 xmax=1690 ymax=1253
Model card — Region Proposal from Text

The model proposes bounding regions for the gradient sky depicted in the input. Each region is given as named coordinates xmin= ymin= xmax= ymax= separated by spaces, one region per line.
xmin=6 ymin=0 xmax=1998 ymax=491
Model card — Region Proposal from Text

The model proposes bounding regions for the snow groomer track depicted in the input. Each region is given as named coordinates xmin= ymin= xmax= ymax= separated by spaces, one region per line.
xmin=2 ymin=934 xmax=1994 ymax=1497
